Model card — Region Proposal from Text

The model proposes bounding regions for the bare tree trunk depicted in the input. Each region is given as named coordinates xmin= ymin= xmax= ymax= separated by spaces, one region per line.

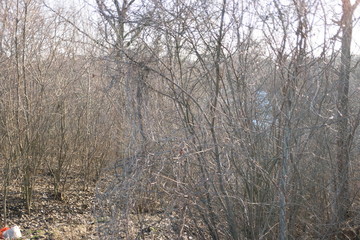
xmin=279 ymin=122 xmax=290 ymax=240
xmin=335 ymin=0 xmax=359 ymax=223
xmin=2 ymin=155 xmax=11 ymax=226
xmin=209 ymin=0 xmax=239 ymax=239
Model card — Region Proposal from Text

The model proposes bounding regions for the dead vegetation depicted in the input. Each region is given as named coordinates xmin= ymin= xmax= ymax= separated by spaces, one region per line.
xmin=0 ymin=172 xmax=97 ymax=240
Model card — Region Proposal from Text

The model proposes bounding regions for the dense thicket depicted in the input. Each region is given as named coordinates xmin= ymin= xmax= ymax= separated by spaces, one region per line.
xmin=0 ymin=0 xmax=360 ymax=239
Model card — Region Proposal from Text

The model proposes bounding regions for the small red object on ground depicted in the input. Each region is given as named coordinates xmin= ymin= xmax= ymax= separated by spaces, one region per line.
xmin=0 ymin=226 xmax=22 ymax=239
xmin=0 ymin=227 xmax=10 ymax=239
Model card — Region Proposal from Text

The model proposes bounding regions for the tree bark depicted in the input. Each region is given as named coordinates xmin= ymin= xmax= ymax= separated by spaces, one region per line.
xmin=335 ymin=0 xmax=359 ymax=223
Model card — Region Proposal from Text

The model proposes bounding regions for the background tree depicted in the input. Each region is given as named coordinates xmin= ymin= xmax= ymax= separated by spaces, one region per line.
xmin=335 ymin=0 xmax=360 ymax=224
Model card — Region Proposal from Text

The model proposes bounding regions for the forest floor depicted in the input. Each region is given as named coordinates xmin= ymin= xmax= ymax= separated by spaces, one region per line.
xmin=0 ymin=173 xmax=98 ymax=240
xmin=0 ymin=172 xmax=181 ymax=240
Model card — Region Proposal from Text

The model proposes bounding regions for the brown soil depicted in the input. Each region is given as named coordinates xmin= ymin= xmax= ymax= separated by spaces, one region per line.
xmin=1 ymin=173 xmax=192 ymax=239
xmin=0 ymin=174 xmax=97 ymax=240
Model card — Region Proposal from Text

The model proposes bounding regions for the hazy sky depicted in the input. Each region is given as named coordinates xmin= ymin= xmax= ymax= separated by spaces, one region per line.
xmin=44 ymin=0 xmax=360 ymax=55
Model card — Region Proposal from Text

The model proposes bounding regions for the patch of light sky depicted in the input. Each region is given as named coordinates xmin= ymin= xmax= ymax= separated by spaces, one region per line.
xmin=45 ymin=0 xmax=360 ymax=56
xmin=43 ymin=0 xmax=98 ymax=22
xmin=252 ymin=0 xmax=360 ymax=56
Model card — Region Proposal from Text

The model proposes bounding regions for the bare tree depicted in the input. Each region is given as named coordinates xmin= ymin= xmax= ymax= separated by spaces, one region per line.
xmin=335 ymin=0 xmax=360 ymax=224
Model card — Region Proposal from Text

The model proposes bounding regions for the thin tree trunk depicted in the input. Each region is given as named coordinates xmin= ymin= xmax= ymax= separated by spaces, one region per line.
xmin=279 ymin=123 xmax=290 ymax=240
xmin=335 ymin=0 xmax=359 ymax=223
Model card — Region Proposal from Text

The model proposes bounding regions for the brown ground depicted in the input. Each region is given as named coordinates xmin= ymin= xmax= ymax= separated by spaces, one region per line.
xmin=0 ymin=173 xmax=98 ymax=240
xmin=0 ymin=173 xmax=184 ymax=240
